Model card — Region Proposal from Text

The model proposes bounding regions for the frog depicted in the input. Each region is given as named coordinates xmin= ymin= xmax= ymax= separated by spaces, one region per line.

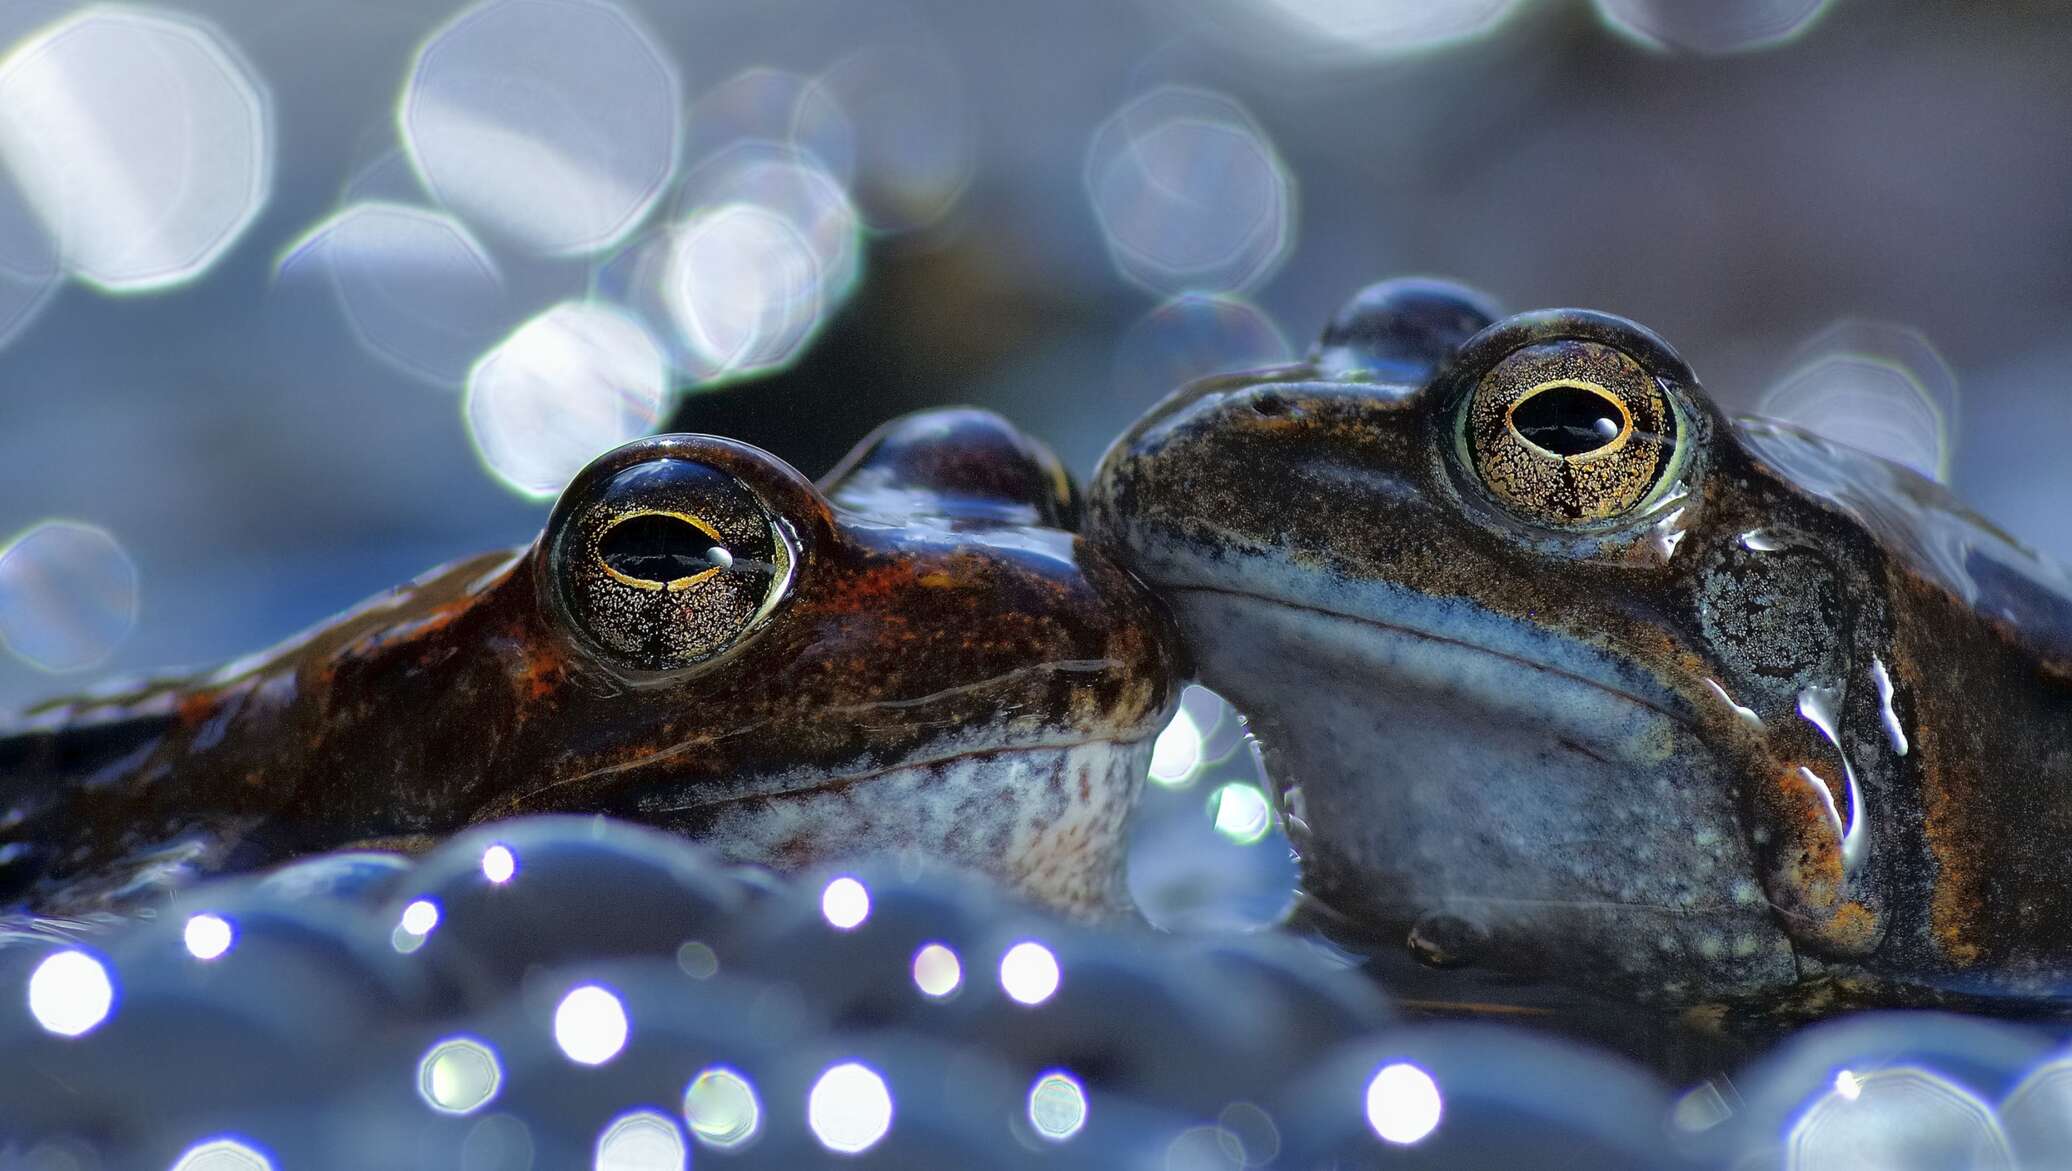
xmin=1086 ymin=277 xmax=2072 ymax=1014
xmin=0 ymin=408 xmax=1181 ymax=922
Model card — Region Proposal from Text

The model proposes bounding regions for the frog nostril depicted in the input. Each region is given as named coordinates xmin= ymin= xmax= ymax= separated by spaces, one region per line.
xmin=1508 ymin=383 xmax=1629 ymax=457
xmin=598 ymin=513 xmax=729 ymax=590
xmin=1251 ymin=391 xmax=1289 ymax=417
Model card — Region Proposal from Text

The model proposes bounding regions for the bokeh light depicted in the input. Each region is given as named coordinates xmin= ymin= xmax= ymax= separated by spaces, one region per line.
xmin=682 ymin=67 xmax=850 ymax=180
xmin=183 ymin=913 xmax=235 ymax=961
xmin=26 ymin=948 xmax=114 ymax=1037
xmin=800 ymin=44 xmax=974 ymax=232
xmin=1113 ymin=294 xmax=1292 ymax=404
xmin=808 ymin=1062 xmax=894 ymax=1154
xmin=554 ymin=983 xmax=630 ymax=1066
xmin=1027 ymin=1071 xmax=1088 ymax=1141
xmin=481 ymin=844 xmax=516 ymax=884
xmin=1148 ymin=707 xmax=1204 ymax=787
xmin=911 ymin=943 xmax=962 ymax=998
xmin=464 ymin=301 xmax=666 ymax=499
xmin=684 ymin=1066 xmax=762 ymax=1150
xmin=1787 ymin=1066 xmax=2011 ymax=1170
xmin=401 ymin=0 xmax=680 ymax=256
xmin=0 ymin=153 xmax=57 ymax=350
xmin=1212 ymin=0 xmax=1524 ymax=65
xmin=1596 ymin=0 xmax=1834 ymax=54
xmin=1209 ymin=782 xmax=1274 ymax=845
xmin=1365 ymin=1062 xmax=1443 ymax=1145
xmin=277 ymin=202 xmax=511 ymax=387
xmin=0 ymin=520 xmax=139 ymax=672
xmin=594 ymin=1109 xmax=686 ymax=1171
xmin=1085 ymin=86 xmax=1293 ymax=296
xmin=2001 ymin=1055 xmax=2072 ymax=1166
xmin=820 ymin=875 xmax=871 ymax=930
xmin=418 ymin=1036 xmax=504 ymax=1115
xmin=0 ymin=6 xmax=270 ymax=292
xmin=167 ymin=1137 xmax=273 ymax=1171
xmin=662 ymin=144 xmax=860 ymax=382
xmin=1000 ymin=941 xmax=1061 ymax=1006
xmin=1757 ymin=319 xmax=1960 ymax=484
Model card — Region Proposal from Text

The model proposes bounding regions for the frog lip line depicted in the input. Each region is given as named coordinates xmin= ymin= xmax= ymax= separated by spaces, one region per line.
xmin=1162 ymin=582 xmax=1696 ymax=733
xmin=629 ymin=736 xmax=1144 ymax=816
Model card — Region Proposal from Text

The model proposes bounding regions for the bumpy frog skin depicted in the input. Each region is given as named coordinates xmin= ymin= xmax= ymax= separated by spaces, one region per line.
xmin=1088 ymin=279 xmax=2072 ymax=1010
xmin=0 ymin=409 xmax=1180 ymax=920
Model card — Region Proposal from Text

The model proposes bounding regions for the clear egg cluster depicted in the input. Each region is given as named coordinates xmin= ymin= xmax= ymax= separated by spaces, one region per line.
xmin=12 ymin=809 xmax=2072 ymax=1169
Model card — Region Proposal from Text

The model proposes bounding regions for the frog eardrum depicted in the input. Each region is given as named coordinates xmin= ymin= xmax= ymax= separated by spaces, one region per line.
xmin=1448 ymin=316 xmax=1690 ymax=528
xmin=544 ymin=446 xmax=798 ymax=675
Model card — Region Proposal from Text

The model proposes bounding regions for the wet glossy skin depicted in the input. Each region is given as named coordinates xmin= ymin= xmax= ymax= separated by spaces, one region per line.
xmin=0 ymin=409 xmax=1180 ymax=920
xmin=1088 ymin=279 xmax=2072 ymax=1012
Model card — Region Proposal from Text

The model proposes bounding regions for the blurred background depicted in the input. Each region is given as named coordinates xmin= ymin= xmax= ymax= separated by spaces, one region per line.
xmin=0 ymin=0 xmax=2066 ymax=703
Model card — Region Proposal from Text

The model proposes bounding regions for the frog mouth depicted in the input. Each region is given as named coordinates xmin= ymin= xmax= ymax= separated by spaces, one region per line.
xmin=1163 ymin=582 xmax=1694 ymax=735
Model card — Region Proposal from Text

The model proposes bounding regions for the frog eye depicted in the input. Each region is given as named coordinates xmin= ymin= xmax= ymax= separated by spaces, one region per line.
xmin=1456 ymin=338 xmax=1682 ymax=526
xmin=545 ymin=456 xmax=796 ymax=673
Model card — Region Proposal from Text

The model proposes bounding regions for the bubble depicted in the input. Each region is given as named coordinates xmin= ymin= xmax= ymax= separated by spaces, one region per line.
xmin=1596 ymin=0 xmax=1834 ymax=54
xmin=1000 ymin=941 xmax=1061 ymax=1006
xmin=799 ymin=44 xmax=974 ymax=232
xmin=1085 ymin=86 xmax=1293 ymax=296
xmin=167 ymin=1138 xmax=273 ymax=1171
xmin=480 ymin=844 xmax=516 ymax=884
xmin=0 ymin=521 xmax=139 ymax=672
xmin=182 ymin=913 xmax=234 ymax=961
xmin=464 ymin=301 xmax=666 ymax=499
xmin=419 ymin=1036 xmax=504 ymax=1115
xmin=276 ymin=202 xmax=511 ymax=387
xmin=593 ymin=1110 xmax=685 ymax=1171
xmin=554 ymin=983 xmax=629 ymax=1066
xmin=1757 ymin=319 xmax=1959 ymax=484
xmin=911 ymin=943 xmax=962 ymax=998
xmin=402 ymin=0 xmax=680 ymax=255
xmin=1115 ymin=294 xmax=1291 ymax=403
xmin=1028 ymin=1071 xmax=1088 ymax=1141
xmin=1209 ymin=782 xmax=1274 ymax=845
xmin=684 ymin=1066 xmax=762 ymax=1150
xmin=1788 ymin=1066 xmax=2011 ymax=1170
xmin=820 ymin=876 xmax=871 ymax=930
xmin=26 ymin=948 xmax=114 ymax=1037
xmin=1365 ymin=1062 xmax=1443 ymax=1145
xmin=808 ymin=1062 xmax=893 ymax=1154
xmin=0 ymin=7 xmax=269 ymax=293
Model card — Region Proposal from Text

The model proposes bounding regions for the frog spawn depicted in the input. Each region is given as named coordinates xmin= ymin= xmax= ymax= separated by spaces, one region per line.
xmin=12 ymin=815 xmax=2072 ymax=1169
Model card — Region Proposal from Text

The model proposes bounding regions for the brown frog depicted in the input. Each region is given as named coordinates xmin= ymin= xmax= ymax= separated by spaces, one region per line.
xmin=1088 ymin=278 xmax=2072 ymax=1015
xmin=1 ymin=409 xmax=1180 ymax=920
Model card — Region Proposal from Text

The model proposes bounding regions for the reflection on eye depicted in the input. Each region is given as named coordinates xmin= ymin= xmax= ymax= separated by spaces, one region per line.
xmin=1460 ymin=339 xmax=1680 ymax=526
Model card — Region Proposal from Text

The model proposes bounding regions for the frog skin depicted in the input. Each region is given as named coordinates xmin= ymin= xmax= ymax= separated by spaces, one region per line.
xmin=1087 ymin=278 xmax=2072 ymax=1012
xmin=0 ymin=409 xmax=1181 ymax=922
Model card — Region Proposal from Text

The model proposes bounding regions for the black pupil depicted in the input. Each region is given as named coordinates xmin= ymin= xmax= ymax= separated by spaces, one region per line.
xmin=1512 ymin=385 xmax=1623 ymax=457
xmin=599 ymin=514 xmax=727 ymax=583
